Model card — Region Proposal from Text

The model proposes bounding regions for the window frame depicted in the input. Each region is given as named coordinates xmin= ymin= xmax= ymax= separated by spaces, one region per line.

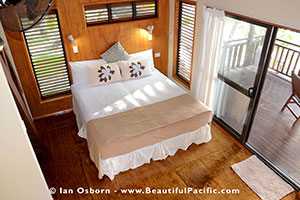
xmin=174 ymin=0 xmax=196 ymax=87
xmin=22 ymin=9 xmax=71 ymax=99
xmin=84 ymin=0 xmax=159 ymax=27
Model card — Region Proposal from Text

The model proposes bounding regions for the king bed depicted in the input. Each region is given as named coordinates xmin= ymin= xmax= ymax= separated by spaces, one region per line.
xmin=70 ymin=49 xmax=213 ymax=180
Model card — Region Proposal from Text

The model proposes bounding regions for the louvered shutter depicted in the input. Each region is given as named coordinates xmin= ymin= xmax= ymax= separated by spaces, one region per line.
xmin=111 ymin=3 xmax=133 ymax=21
xmin=22 ymin=11 xmax=71 ymax=98
xmin=176 ymin=1 xmax=196 ymax=83
xmin=85 ymin=5 xmax=109 ymax=25
xmin=136 ymin=1 xmax=157 ymax=18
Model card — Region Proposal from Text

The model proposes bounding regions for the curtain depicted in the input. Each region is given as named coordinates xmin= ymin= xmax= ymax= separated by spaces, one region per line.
xmin=191 ymin=7 xmax=225 ymax=109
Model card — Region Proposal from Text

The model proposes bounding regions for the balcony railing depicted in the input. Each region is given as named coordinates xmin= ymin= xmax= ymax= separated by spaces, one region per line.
xmin=221 ymin=37 xmax=300 ymax=78
xmin=221 ymin=36 xmax=264 ymax=71
xmin=270 ymin=39 xmax=300 ymax=78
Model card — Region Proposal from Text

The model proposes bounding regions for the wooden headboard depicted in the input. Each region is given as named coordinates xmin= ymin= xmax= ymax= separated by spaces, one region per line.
xmin=5 ymin=0 xmax=169 ymax=118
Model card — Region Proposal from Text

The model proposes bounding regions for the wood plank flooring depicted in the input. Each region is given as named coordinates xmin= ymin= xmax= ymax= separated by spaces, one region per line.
xmin=248 ymin=72 xmax=300 ymax=185
xmin=35 ymin=113 xmax=299 ymax=200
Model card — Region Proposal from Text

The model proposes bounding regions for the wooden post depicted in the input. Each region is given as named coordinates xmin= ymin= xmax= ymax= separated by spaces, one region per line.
xmin=245 ymin=24 xmax=255 ymax=66
xmin=0 ymin=36 xmax=47 ymax=160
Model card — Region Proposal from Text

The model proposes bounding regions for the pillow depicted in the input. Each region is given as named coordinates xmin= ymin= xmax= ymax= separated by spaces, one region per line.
xmin=87 ymin=62 xmax=122 ymax=86
xmin=100 ymin=42 xmax=130 ymax=63
xmin=118 ymin=59 xmax=152 ymax=80
xmin=69 ymin=59 xmax=107 ymax=86
xmin=129 ymin=49 xmax=154 ymax=71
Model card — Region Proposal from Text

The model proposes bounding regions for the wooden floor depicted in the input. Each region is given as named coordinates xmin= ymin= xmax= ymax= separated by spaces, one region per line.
xmin=248 ymin=72 xmax=300 ymax=185
xmin=35 ymin=113 xmax=299 ymax=200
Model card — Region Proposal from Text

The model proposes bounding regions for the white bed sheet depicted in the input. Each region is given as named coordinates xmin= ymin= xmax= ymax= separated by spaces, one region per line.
xmin=72 ymin=69 xmax=187 ymax=138
xmin=72 ymin=69 xmax=212 ymax=179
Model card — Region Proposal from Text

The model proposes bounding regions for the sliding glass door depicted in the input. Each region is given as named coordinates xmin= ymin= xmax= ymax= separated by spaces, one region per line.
xmin=213 ymin=13 xmax=300 ymax=189
xmin=213 ymin=14 xmax=275 ymax=141
xmin=247 ymin=28 xmax=300 ymax=188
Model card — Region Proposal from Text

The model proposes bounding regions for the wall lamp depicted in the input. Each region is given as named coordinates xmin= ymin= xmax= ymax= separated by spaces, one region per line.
xmin=144 ymin=25 xmax=154 ymax=41
xmin=67 ymin=34 xmax=79 ymax=54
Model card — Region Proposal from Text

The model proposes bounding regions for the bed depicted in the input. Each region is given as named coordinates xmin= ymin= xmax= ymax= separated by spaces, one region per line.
xmin=70 ymin=52 xmax=212 ymax=180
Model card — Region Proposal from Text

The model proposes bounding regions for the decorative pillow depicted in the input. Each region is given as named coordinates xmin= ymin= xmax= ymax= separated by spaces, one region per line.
xmin=100 ymin=42 xmax=130 ymax=63
xmin=69 ymin=59 xmax=107 ymax=86
xmin=118 ymin=59 xmax=152 ymax=80
xmin=129 ymin=49 xmax=155 ymax=71
xmin=87 ymin=62 xmax=122 ymax=85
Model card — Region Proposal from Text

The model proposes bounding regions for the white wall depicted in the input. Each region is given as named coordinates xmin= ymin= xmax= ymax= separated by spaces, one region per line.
xmin=0 ymin=61 xmax=52 ymax=200
xmin=201 ymin=0 xmax=300 ymax=31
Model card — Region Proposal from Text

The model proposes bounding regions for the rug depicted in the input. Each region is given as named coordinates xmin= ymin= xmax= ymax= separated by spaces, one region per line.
xmin=231 ymin=155 xmax=294 ymax=200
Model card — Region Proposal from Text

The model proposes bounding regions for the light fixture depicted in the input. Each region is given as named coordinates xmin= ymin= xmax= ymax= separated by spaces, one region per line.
xmin=67 ymin=34 xmax=79 ymax=54
xmin=145 ymin=25 xmax=154 ymax=41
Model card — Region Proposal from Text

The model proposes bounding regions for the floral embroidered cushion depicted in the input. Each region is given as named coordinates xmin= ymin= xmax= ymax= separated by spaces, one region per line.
xmin=129 ymin=49 xmax=155 ymax=71
xmin=69 ymin=59 xmax=107 ymax=86
xmin=118 ymin=59 xmax=152 ymax=80
xmin=87 ymin=62 xmax=122 ymax=86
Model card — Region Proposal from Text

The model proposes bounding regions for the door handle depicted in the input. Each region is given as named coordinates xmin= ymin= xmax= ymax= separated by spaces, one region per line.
xmin=248 ymin=87 xmax=255 ymax=98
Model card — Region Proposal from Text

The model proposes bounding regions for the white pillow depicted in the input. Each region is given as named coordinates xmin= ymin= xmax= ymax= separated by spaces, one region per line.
xmin=118 ymin=59 xmax=152 ymax=80
xmin=129 ymin=49 xmax=155 ymax=71
xmin=87 ymin=62 xmax=122 ymax=86
xmin=69 ymin=59 xmax=107 ymax=86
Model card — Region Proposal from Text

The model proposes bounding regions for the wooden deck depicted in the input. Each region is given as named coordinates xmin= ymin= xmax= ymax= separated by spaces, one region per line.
xmin=35 ymin=113 xmax=299 ymax=200
xmin=248 ymin=71 xmax=300 ymax=186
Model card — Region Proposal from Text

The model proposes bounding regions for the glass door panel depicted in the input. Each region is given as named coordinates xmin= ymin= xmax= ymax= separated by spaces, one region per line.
xmin=214 ymin=15 xmax=271 ymax=137
xmin=247 ymin=28 xmax=300 ymax=187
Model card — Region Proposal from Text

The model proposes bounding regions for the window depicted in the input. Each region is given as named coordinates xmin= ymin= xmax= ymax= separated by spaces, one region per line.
xmin=22 ymin=11 xmax=71 ymax=98
xmin=175 ymin=0 xmax=196 ymax=83
xmin=136 ymin=0 xmax=157 ymax=18
xmin=84 ymin=0 xmax=158 ymax=26
xmin=111 ymin=3 xmax=133 ymax=21
xmin=84 ymin=5 xmax=109 ymax=24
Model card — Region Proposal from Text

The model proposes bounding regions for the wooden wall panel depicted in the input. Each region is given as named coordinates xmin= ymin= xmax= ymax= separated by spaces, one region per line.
xmin=5 ymin=0 xmax=169 ymax=118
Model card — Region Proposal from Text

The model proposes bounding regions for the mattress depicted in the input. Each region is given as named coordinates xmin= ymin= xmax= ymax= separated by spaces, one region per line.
xmin=72 ymin=69 xmax=187 ymax=138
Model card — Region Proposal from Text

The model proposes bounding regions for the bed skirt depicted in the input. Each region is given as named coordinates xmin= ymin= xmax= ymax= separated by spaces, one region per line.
xmin=94 ymin=125 xmax=211 ymax=180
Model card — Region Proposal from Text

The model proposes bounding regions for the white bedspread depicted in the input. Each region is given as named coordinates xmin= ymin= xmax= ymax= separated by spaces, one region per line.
xmin=72 ymin=69 xmax=212 ymax=179
xmin=72 ymin=69 xmax=187 ymax=138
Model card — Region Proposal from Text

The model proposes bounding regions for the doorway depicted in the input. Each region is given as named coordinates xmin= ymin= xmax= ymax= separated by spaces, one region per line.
xmin=213 ymin=14 xmax=275 ymax=142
